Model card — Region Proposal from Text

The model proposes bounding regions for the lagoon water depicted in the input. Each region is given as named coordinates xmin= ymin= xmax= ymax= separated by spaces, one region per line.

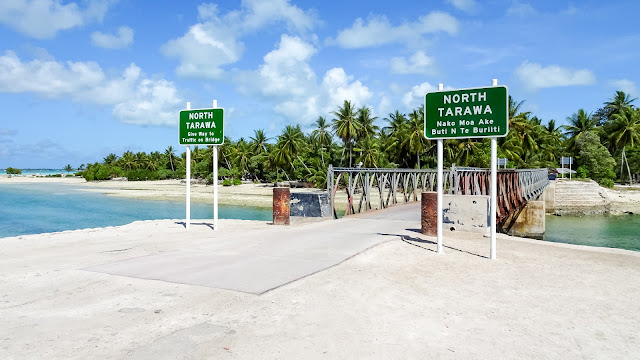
xmin=545 ymin=214 xmax=640 ymax=251
xmin=0 ymin=183 xmax=271 ymax=238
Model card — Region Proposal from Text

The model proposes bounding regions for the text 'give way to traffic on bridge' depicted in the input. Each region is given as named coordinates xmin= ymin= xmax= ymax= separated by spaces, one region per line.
xmin=179 ymin=108 xmax=224 ymax=145
xmin=424 ymin=86 xmax=508 ymax=139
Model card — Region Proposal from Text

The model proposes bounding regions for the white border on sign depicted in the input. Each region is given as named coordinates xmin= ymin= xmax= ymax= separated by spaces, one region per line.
xmin=424 ymin=85 xmax=509 ymax=140
xmin=179 ymin=107 xmax=225 ymax=146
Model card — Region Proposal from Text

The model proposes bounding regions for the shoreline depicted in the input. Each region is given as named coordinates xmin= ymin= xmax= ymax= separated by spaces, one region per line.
xmin=3 ymin=175 xmax=640 ymax=215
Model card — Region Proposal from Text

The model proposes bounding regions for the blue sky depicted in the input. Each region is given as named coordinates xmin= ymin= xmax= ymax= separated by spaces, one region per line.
xmin=0 ymin=0 xmax=638 ymax=168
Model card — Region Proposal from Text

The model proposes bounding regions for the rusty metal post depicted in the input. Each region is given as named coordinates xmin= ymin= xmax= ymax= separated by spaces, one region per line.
xmin=421 ymin=192 xmax=437 ymax=236
xmin=273 ymin=187 xmax=290 ymax=225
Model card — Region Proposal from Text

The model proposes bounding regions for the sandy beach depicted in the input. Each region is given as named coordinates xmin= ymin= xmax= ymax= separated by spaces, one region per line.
xmin=1 ymin=211 xmax=639 ymax=359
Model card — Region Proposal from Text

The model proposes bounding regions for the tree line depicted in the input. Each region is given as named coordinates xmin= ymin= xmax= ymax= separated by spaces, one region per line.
xmin=75 ymin=90 xmax=639 ymax=188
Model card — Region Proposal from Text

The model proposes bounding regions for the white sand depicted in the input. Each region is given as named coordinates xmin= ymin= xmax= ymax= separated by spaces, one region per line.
xmin=0 ymin=218 xmax=639 ymax=359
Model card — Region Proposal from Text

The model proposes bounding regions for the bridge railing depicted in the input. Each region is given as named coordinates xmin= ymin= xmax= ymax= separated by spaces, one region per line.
xmin=327 ymin=165 xmax=549 ymax=230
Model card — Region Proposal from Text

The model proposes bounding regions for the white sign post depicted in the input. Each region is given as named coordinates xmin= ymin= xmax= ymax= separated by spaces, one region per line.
xmin=437 ymin=83 xmax=444 ymax=254
xmin=212 ymin=100 xmax=219 ymax=231
xmin=425 ymin=80 xmax=508 ymax=260
xmin=180 ymin=100 xmax=224 ymax=231
xmin=490 ymin=78 xmax=498 ymax=260
xmin=186 ymin=102 xmax=191 ymax=230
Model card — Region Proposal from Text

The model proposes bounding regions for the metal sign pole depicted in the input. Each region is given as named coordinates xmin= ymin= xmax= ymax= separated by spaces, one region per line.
xmin=437 ymin=83 xmax=444 ymax=254
xmin=490 ymin=79 xmax=498 ymax=260
xmin=186 ymin=101 xmax=191 ymax=230
xmin=212 ymin=100 xmax=219 ymax=231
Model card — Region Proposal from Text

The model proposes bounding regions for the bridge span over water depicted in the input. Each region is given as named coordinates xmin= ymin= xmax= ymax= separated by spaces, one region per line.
xmin=327 ymin=166 xmax=549 ymax=232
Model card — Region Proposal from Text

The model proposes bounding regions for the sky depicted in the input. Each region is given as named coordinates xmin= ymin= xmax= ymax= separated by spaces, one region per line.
xmin=0 ymin=0 xmax=638 ymax=168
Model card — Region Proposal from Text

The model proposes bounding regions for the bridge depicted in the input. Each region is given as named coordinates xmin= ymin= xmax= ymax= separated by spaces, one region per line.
xmin=326 ymin=165 xmax=549 ymax=232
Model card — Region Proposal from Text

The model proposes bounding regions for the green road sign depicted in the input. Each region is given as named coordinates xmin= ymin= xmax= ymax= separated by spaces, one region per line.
xmin=425 ymin=86 xmax=508 ymax=139
xmin=179 ymin=108 xmax=224 ymax=145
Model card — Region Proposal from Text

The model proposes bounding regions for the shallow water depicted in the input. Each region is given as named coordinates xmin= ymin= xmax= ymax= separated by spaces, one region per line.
xmin=545 ymin=214 xmax=640 ymax=251
xmin=0 ymin=183 xmax=271 ymax=238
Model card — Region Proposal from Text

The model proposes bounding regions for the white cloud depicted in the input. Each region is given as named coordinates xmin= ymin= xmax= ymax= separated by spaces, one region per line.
xmin=507 ymin=1 xmax=537 ymax=17
xmin=0 ymin=0 xmax=112 ymax=39
xmin=321 ymin=68 xmax=373 ymax=110
xmin=162 ymin=21 xmax=244 ymax=79
xmin=390 ymin=51 xmax=436 ymax=75
xmin=236 ymin=36 xmax=373 ymax=125
xmin=515 ymin=62 xmax=596 ymax=90
xmin=162 ymin=1 xmax=318 ymax=79
xmin=91 ymin=26 xmax=134 ymax=49
xmin=609 ymin=79 xmax=637 ymax=96
xmin=0 ymin=51 xmax=182 ymax=125
xmin=328 ymin=11 xmax=458 ymax=48
xmin=446 ymin=0 xmax=477 ymax=13
xmin=402 ymin=82 xmax=438 ymax=109
xmin=258 ymin=34 xmax=317 ymax=97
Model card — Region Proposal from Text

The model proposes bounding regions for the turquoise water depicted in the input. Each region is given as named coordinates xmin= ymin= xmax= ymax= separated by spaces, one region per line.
xmin=0 ymin=183 xmax=271 ymax=238
xmin=545 ymin=214 xmax=640 ymax=251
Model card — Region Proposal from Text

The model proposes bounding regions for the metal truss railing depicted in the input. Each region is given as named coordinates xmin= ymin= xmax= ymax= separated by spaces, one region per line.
xmin=326 ymin=165 xmax=549 ymax=231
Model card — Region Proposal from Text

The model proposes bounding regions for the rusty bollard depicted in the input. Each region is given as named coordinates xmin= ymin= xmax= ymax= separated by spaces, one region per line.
xmin=421 ymin=192 xmax=437 ymax=236
xmin=273 ymin=187 xmax=290 ymax=225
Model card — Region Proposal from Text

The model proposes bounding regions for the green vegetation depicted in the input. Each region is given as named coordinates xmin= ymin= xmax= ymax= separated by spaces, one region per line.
xmin=5 ymin=167 xmax=21 ymax=175
xmin=77 ymin=91 xmax=638 ymax=186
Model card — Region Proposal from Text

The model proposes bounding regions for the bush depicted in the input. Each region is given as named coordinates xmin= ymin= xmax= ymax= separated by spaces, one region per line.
xmin=233 ymin=178 xmax=242 ymax=185
xmin=5 ymin=167 xmax=21 ymax=175
xmin=599 ymin=178 xmax=614 ymax=188
xmin=576 ymin=165 xmax=589 ymax=178
xmin=576 ymin=132 xmax=616 ymax=183
xmin=222 ymin=179 xmax=232 ymax=186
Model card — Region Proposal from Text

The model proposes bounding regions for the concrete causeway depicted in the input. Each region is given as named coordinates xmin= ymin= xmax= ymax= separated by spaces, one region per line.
xmin=84 ymin=203 xmax=421 ymax=294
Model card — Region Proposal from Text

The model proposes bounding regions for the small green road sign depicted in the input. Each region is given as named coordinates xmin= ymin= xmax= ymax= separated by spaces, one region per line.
xmin=425 ymin=86 xmax=508 ymax=139
xmin=179 ymin=108 xmax=224 ymax=145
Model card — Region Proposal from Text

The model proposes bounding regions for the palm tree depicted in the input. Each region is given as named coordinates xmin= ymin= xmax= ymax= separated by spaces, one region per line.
xmin=609 ymin=107 xmax=640 ymax=183
xmin=332 ymin=100 xmax=361 ymax=167
xmin=356 ymin=106 xmax=379 ymax=140
xmin=135 ymin=152 xmax=150 ymax=170
xmin=277 ymin=125 xmax=311 ymax=175
xmin=311 ymin=116 xmax=332 ymax=166
xmin=119 ymin=151 xmax=136 ymax=170
xmin=64 ymin=164 xmax=73 ymax=173
xmin=402 ymin=109 xmax=429 ymax=168
xmin=250 ymin=129 xmax=270 ymax=156
xmin=605 ymin=91 xmax=637 ymax=116
xmin=164 ymin=146 xmax=176 ymax=171
xmin=354 ymin=136 xmax=380 ymax=168
xmin=382 ymin=111 xmax=408 ymax=166
xmin=564 ymin=109 xmax=597 ymax=154
xmin=231 ymin=138 xmax=252 ymax=178
xmin=103 ymin=153 xmax=118 ymax=166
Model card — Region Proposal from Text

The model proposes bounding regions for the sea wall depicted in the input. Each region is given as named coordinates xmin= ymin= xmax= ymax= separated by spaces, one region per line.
xmin=290 ymin=192 xmax=332 ymax=217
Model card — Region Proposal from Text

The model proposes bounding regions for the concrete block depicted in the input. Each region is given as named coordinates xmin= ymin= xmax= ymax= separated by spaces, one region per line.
xmin=290 ymin=192 xmax=332 ymax=218
xmin=442 ymin=195 xmax=490 ymax=234
xmin=508 ymin=201 xmax=545 ymax=239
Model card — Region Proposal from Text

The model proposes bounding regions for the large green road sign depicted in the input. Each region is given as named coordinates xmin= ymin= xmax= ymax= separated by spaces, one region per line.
xmin=179 ymin=108 xmax=224 ymax=145
xmin=425 ymin=86 xmax=508 ymax=139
